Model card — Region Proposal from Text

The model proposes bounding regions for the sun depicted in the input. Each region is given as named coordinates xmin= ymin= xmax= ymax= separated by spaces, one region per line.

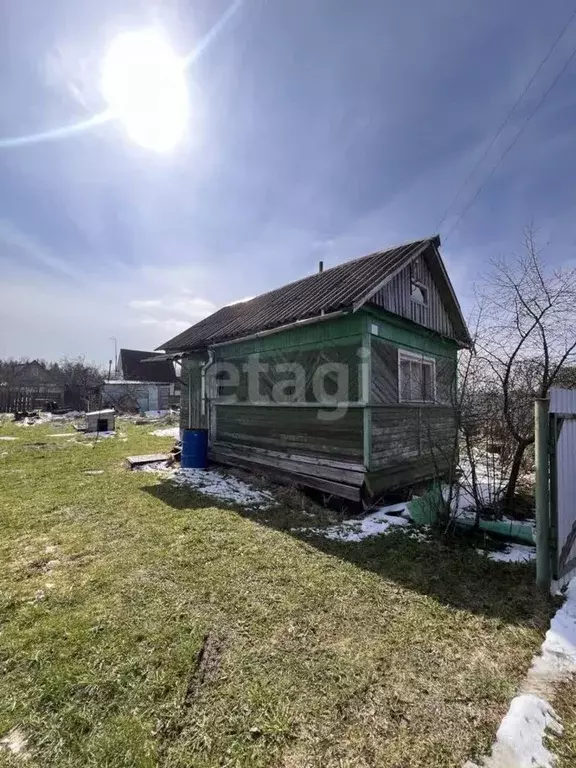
xmin=101 ymin=29 xmax=189 ymax=152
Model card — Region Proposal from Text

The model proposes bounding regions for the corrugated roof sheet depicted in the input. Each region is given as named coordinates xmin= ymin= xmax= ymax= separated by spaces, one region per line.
xmin=160 ymin=238 xmax=440 ymax=351
xmin=119 ymin=349 xmax=177 ymax=382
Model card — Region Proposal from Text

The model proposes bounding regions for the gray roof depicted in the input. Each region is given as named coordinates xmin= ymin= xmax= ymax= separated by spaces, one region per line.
xmin=118 ymin=349 xmax=177 ymax=383
xmin=160 ymin=235 xmax=469 ymax=351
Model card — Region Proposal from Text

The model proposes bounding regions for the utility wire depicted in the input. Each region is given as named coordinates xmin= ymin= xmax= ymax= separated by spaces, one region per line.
xmin=443 ymin=38 xmax=576 ymax=242
xmin=435 ymin=5 xmax=576 ymax=235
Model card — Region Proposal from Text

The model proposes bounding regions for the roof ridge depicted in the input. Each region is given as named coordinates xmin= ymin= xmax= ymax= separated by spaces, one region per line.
xmin=217 ymin=235 xmax=439 ymax=312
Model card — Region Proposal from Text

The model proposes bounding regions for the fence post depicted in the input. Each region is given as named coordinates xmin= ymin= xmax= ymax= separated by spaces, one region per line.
xmin=535 ymin=398 xmax=551 ymax=590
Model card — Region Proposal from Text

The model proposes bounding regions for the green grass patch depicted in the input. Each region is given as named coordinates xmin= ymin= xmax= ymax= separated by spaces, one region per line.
xmin=0 ymin=418 xmax=554 ymax=766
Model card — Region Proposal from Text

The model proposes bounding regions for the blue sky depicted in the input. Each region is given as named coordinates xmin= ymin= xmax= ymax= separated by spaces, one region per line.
xmin=1 ymin=0 xmax=576 ymax=365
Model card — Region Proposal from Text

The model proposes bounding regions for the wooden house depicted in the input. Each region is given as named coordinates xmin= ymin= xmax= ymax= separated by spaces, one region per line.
xmin=157 ymin=236 xmax=471 ymax=501
xmin=0 ymin=360 xmax=65 ymax=413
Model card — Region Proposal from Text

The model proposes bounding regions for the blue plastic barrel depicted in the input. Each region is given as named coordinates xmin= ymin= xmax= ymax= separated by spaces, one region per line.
xmin=181 ymin=428 xmax=208 ymax=469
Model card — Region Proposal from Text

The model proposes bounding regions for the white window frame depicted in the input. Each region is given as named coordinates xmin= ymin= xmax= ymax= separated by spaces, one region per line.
xmin=398 ymin=349 xmax=436 ymax=404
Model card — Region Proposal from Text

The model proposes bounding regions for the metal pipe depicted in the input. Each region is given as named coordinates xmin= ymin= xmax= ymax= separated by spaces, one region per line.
xmin=535 ymin=397 xmax=551 ymax=590
xmin=187 ymin=364 xmax=192 ymax=430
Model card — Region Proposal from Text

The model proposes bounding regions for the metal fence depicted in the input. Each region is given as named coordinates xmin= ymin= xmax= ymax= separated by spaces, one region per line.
xmin=548 ymin=388 xmax=576 ymax=586
xmin=535 ymin=388 xmax=576 ymax=589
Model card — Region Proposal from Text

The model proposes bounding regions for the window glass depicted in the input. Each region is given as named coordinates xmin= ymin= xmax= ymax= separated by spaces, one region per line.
xmin=399 ymin=353 xmax=435 ymax=402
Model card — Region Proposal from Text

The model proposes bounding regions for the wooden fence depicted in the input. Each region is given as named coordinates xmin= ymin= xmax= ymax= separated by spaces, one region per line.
xmin=0 ymin=388 xmax=90 ymax=413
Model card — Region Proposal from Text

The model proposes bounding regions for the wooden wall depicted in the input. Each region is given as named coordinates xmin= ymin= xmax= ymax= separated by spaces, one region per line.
xmin=212 ymin=343 xmax=361 ymax=404
xmin=370 ymin=337 xmax=456 ymax=405
xmin=214 ymin=405 xmax=363 ymax=463
xmin=370 ymin=252 xmax=455 ymax=338
xmin=368 ymin=332 xmax=458 ymax=485
xmin=370 ymin=406 xmax=456 ymax=471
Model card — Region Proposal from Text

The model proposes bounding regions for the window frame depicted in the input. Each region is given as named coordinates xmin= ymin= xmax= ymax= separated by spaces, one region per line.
xmin=397 ymin=349 xmax=436 ymax=404
xmin=410 ymin=280 xmax=429 ymax=306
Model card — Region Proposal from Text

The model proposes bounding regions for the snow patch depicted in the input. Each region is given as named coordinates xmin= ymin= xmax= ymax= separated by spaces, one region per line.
xmin=150 ymin=427 xmax=180 ymax=438
xmin=171 ymin=468 xmax=275 ymax=508
xmin=134 ymin=461 xmax=174 ymax=474
xmin=477 ymin=543 xmax=537 ymax=563
xmin=0 ymin=726 xmax=28 ymax=757
xmin=467 ymin=579 xmax=576 ymax=768
xmin=296 ymin=502 xmax=428 ymax=543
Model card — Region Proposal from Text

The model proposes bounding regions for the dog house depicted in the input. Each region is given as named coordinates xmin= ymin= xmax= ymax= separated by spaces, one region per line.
xmin=85 ymin=408 xmax=115 ymax=433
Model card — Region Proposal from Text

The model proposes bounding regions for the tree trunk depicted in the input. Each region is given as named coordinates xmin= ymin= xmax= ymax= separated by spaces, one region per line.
xmin=504 ymin=439 xmax=531 ymax=513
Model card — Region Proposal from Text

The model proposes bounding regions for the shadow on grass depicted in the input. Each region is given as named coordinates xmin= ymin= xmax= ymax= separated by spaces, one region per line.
xmin=142 ymin=480 xmax=553 ymax=629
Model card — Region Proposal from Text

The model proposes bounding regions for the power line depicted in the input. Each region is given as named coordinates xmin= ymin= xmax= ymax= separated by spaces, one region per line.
xmin=443 ymin=37 xmax=576 ymax=242
xmin=435 ymin=5 xmax=576 ymax=235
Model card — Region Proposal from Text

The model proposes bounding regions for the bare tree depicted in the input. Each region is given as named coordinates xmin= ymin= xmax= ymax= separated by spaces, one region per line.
xmin=475 ymin=227 xmax=576 ymax=511
xmin=56 ymin=357 xmax=104 ymax=410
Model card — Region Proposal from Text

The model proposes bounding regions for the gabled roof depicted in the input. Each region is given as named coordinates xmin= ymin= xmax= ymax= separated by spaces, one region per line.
xmin=13 ymin=360 xmax=58 ymax=384
xmin=118 ymin=349 xmax=177 ymax=383
xmin=160 ymin=235 xmax=470 ymax=351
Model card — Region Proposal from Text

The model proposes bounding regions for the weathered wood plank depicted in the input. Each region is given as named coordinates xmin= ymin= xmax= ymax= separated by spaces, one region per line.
xmin=215 ymin=405 xmax=364 ymax=462
xmin=213 ymin=440 xmax=364 ymax=473
xmin=212 ymin=444 xmax=365 ymax=486
xmin=210 ymin=449 xmax=363 ymax=501
xmin=125 ymin=453 xmax=169 ymax=469
xmin=370 ymin=251 xmax=455 ymax=338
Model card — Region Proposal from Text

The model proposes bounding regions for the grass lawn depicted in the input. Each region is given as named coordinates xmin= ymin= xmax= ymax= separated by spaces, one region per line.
xmin=0 ymin=419 xmax=554 ymax=767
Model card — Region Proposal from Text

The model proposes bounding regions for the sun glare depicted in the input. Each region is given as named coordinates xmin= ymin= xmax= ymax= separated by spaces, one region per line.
xmin=101 ymin=29 xmax=189 ymax=152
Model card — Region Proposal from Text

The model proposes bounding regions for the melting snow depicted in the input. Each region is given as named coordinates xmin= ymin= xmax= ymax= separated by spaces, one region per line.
xmin=297 ymin=503 xmax=427 ymax=542
xmin=0 ymin=726 xmax=28 ymax=757
xmin=150 ymin=427 xmax=180 ymax=438
xmin=171 ymin=468 xmax=275 ymax=508
xmin=477 ymin=543 xmax=537 ymax=563
xmin=467 ymin=579 xmax=576 ymax=768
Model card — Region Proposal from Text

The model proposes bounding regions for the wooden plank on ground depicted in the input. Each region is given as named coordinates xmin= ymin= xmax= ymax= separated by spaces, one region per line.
xmin=125 ymin=453 xmax=169 ymax=469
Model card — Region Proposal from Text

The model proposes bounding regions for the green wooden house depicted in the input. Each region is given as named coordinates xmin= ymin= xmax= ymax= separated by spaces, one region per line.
xmin=158 ymin=235 xmax=471 ymax=502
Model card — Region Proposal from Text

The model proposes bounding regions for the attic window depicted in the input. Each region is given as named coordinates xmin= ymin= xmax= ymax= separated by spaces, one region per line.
xmin=411 ymin=282 xmax=428 ymax=305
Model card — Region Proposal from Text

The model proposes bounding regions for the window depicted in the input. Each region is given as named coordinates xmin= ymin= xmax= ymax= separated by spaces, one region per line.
xmin=410 ymin=281 xmax=428 ymax=305
xmin=398 ymin=351 xmax=435 ymax=403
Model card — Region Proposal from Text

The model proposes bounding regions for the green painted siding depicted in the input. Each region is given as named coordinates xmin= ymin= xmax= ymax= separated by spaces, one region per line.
xmin=362 ymin=306 xmax=459 ymax=360
xmin=213 ymin=313 xmax=365 ymax=359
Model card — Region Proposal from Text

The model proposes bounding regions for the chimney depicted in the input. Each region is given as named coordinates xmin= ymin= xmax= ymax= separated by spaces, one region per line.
xmin=319 ymin=260 xmax=324 ymax=273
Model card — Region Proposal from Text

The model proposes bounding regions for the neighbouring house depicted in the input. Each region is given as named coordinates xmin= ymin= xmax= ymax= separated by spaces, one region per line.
xmin=157 ymin=236 xmax=471 ymax=501
xmin=102 ymin=349 xmax=179 ymax=414
xmin=0 ymin=360 xmax=65 ymax=412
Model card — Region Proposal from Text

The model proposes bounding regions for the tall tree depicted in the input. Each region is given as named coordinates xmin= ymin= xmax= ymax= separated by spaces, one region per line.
xmin=475 ymin=228 xmax=576 ymax=510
